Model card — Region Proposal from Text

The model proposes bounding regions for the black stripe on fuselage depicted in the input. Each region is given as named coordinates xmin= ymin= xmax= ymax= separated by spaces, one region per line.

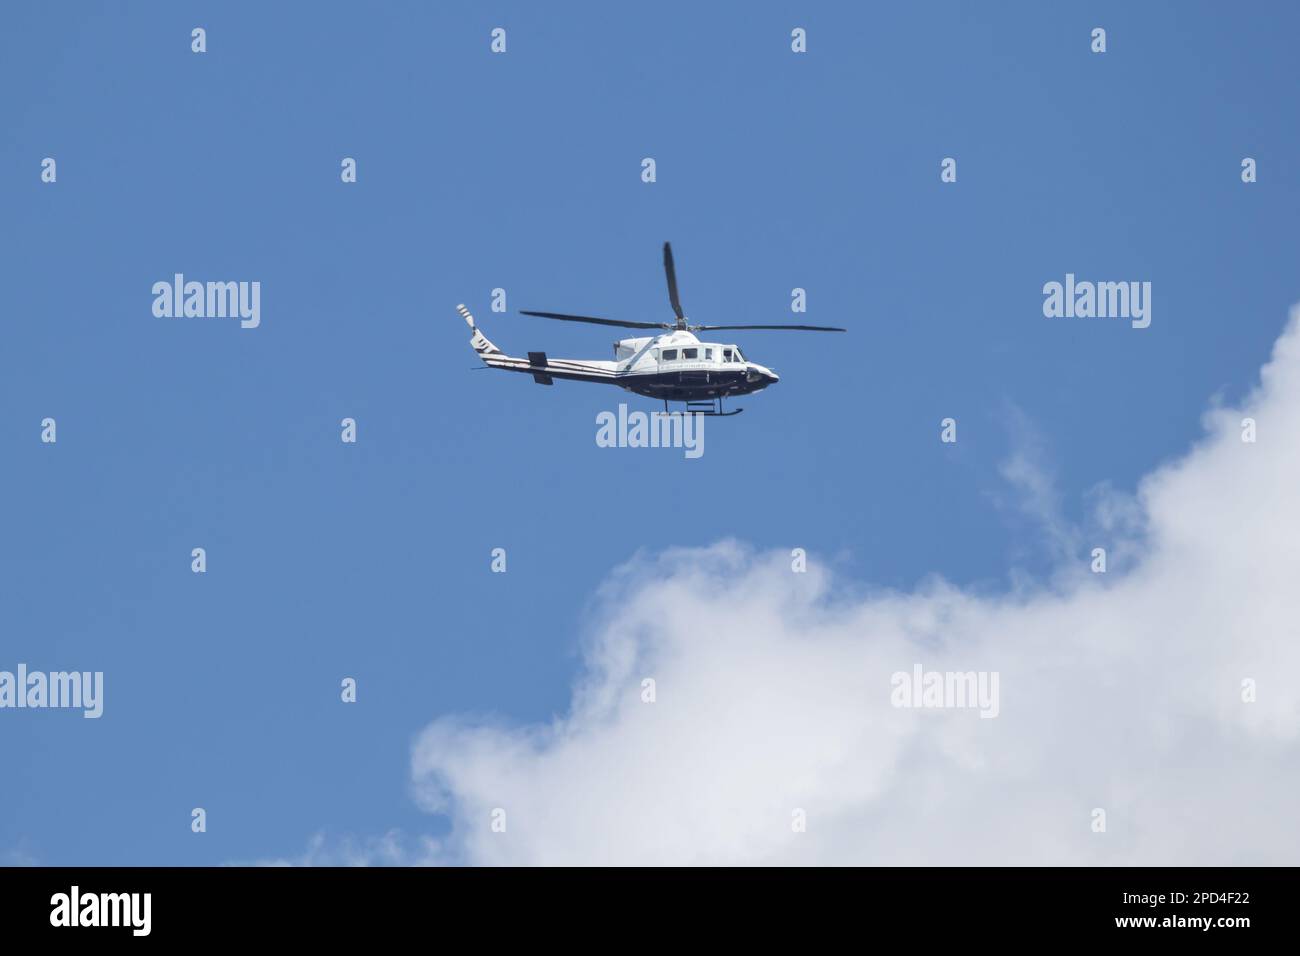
xmin=485 ymin=359 xmax=617 ymax=384
xmin=618 ymin=369 xmax=767 ymax=400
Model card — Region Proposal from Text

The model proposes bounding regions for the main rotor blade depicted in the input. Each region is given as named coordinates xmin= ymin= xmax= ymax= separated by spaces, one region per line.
xmin=692 ymin=323 xmax=847 ymax=332
xmin=520 ymin=310 xmax=666 ymax=330
xmin=663 ymin=242 xmax=685 ymax=321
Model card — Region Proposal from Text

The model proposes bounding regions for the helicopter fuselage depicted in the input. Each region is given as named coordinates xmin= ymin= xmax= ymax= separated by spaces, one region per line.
xmin=457 ymin=307 xmax=780 ymax=408
xmin=610 ymin=330 xmax=779 ymax=401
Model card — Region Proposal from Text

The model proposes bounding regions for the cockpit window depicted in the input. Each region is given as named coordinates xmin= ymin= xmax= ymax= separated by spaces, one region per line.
xmin=722 ymin=348 xmax=733 ymax=362
xmin=682 ymin=348 xmax=698 ymax=359
xmin=704 ymin=348 xmax=713 ymax=360
xmin=732 ymin=347 xmax=744 ymax=363
xmin=661 ymin=349 xmax=678 ymax=361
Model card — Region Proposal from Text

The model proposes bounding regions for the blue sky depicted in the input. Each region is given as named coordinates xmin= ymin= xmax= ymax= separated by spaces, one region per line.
xmin=2 ymin=1 xmax=1299 ymax=865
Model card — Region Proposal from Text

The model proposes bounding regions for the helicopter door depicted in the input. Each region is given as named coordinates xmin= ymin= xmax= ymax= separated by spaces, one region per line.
xmin=675 ymin=347 xmax=700 ymax=385
xmin=658 ymin=348 xmax=677 ymax=381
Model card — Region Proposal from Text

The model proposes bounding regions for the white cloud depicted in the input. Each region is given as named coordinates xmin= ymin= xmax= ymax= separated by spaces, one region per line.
xmin=407 ymin=308 xmax=1300 ymax=866
xmin=244 ymin=830 xmax=443 ymax=867
xmin=2 ymin=845 xmax=39 ymax=867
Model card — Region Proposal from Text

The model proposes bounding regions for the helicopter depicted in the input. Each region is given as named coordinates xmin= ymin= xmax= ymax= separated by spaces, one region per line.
xmin=458 ymin=242 xmax=845 ymax=416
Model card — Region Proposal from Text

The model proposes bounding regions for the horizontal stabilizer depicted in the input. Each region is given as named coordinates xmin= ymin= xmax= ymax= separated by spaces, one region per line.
xmin=528 ymin=351 xmax=549 ymax=366
xmin=531 ymin=371 xmax=554 ymax=385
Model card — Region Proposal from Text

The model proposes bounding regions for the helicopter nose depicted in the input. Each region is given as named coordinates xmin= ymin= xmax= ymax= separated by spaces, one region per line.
xmin=747 ymin=364 xmax=779 ymax=384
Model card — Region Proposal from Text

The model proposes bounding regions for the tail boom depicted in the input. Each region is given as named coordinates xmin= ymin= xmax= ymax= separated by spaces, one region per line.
xmin=456 ymin=304 xmax=620 ymax=386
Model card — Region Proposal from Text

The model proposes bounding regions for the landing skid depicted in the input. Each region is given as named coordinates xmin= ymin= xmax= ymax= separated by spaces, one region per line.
xmin=663 ymin=398 xmax=744 ymax=417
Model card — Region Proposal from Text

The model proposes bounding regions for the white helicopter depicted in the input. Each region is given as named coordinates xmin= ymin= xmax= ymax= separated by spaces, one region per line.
xmin=458 ymin=242 xmax=845 ymax=415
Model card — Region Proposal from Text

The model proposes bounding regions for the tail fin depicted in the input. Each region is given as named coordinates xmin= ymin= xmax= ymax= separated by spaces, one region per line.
xmin=457 ymin=304 xmax=502 ymax=359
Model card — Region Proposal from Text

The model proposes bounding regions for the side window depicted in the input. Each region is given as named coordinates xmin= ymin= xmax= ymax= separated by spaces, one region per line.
xmin=722 ymin=348 xmax=733 ymax=363
xmin=662 ymin=349 xmax=678 ymax=361
xmin=704 ymin=348 xmax=713 ymax=360
xmin=682 ymin=348 xmax=698 ymax=360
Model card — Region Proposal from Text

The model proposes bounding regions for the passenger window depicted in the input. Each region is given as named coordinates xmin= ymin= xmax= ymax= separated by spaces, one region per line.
xmin=662 ymin=349 xmax=677 ymax=361
xmin=683 ymin=348 xmax=698 ymax=359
